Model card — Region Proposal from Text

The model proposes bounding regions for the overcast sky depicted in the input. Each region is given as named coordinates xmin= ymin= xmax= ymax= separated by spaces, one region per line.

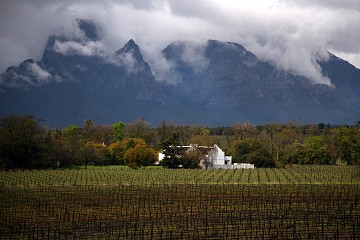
xmin=0 ymin=0 xmax=359 ymax=85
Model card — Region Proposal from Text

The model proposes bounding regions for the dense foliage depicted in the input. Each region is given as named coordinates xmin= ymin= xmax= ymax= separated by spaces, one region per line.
xmin=0 ymin=115 xmax=359 ymax=169
xmin=231 ymin=139 xmax=275 ymax=167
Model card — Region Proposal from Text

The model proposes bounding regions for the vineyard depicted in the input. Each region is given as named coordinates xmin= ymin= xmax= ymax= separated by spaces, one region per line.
xmin=1 ymin=165 xmax=360 ymax=239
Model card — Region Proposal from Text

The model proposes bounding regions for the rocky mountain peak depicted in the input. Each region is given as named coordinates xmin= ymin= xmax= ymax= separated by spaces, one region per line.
xmin=76 ymin=19 xmax=101 ymax=41
xmin=116 ymin=39 xmax=143 ymax=60
xmin=1 ymin=31 xmax=360 ymax=126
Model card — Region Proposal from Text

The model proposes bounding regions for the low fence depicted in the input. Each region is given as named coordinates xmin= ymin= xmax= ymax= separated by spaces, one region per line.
xmin=211 ymin=163 xmax=255 ymax=169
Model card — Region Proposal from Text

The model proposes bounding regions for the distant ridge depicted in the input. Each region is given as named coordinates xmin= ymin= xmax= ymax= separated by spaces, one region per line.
xmin=1 ymin=20 xmax=359 ymax=127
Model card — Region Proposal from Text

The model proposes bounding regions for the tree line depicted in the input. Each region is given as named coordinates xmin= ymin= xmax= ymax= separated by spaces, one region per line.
xmin=0 ymin=115 xmax=359 ymax=169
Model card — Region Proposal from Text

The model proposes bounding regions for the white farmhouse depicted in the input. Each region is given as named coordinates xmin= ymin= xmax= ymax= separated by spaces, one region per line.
xmin=158 ymin=144 xmax=254 ymax=169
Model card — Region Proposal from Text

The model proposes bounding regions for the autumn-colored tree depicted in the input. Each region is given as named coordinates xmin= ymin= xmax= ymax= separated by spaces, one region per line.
xmin=123 ymin=144 xmax=156 ymax=169
xmin=187 ymin=135 xmax=217 ymax=147
xmin=83 ymin=120 xmax=112 ymax=145
xmin=85 ymin=142 xmax=113 ymax=166
xmin=108 ymin=138 xmax=147 ymax=165
xmin=233 ymin=122 xmax=257 ymax=140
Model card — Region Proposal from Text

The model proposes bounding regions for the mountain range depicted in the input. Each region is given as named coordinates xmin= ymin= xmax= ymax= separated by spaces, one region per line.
xmin=1 ymin=19 xmax=360 ymax=127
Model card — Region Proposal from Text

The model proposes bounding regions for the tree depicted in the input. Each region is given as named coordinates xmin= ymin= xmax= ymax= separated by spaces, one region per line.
xmin=79 ymin=142 xmax=96 ymax=169
xmin=108 ymin=142 xmax=126 ymax=165
xmin=83 ymin=142 xmax=113 ymax=166
xmin=43 ymin=132 xmax=68 ymax=168
xmin=283 ymin=141 xmax=307 ymax=164
xmin=283 ymin=136 xmax=329 ymax=164
xmin=231 ymin=139 xmax=275 ymax=168
xmin=160 ymin=133 xmax=182 ymax=168
xmin=61 ymin=124 xmax=82 ymax=165
xmin=108 ymin=138 xmax=147 ymax=165
xmin=304 ymin=136 xmax=329 ymax=164
xmin=123 ymin=119 xmax=160 ymax=147
xmin=257 ymin=123 xmax=305 ymax=166
xmin=233 ymin=122 xmax=257 ymax=140
xmin=331 ymin=127 xmax=360 ymax=165
xmin=159 ymin=120 xmax=167 ymax=142
xmin=0 ymin=115 xmax=44 ymax=168
xmin=188 ymin=135 xmax=217 ymax=146
xmin=83 ymin=120 xmax=112 ymax=145
xmin=123 ymin=119 xmax=149 ymax=139
xmin=180 ymin=147 xmax=203 ymax=169
xmin=123 ymin=144 xmax=156 ymax=169
xmin=112 ymin=122 xmax=126 ymax=142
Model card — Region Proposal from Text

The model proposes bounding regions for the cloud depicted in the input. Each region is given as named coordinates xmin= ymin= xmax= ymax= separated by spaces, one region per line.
xmin=179 ymin=41 xmax=209 ymax=74
xmin=280 ymin=0 xmax=360 ymax=11
xmin=0 ymin=61 xmax=54 ymax=90
xmin=0 ymin=0 xmax=359 ymax=87
xmin=0 ymin=61 xmax=61 ymax=91
xmin=0 ymin=70 xmax=32 ymax=89
xmin=27 ymin=62 xmax=51 ymax=80
xmin=53 ymin=40 xmax=106 ymax=56
xmin=149 ymin=54 xmax=181 ymax=84
xmin=110 ymin=52 xmax=139 ymax=73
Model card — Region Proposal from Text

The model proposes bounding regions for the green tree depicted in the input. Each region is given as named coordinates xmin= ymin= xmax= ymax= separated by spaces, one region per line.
xmin=159 ymin=120 xmax=167 ymax=142
xmin=283 ymin=141 xmax=307 ymax=164
xmin=231 ymin=139 xmax=275 ymax=168
xmin=160 ymin=133 xmax=182 ymax=168
xmin=332 ymin=127 xmax=360 ymax=165
xmin=283 ymin=136 xmax=329 ymax=164
xmin=79 ymin=142 xmax=96 ymax=169
xmin=180 ymin=148 xmax=203 ymax=169
xmin=0 ymin=115 xmax=44 ymax=168
xmin=61 ymin=124 xmax=82 ymax=165
xmin=108 ymin=142 xmax=125 ymax=165
xmin=304 ymin=136 xmax=329 ymax=164
xmin=112 ymin=122 xmax=126 ymax=142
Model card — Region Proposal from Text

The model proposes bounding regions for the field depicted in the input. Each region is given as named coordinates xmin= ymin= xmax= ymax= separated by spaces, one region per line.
xmin=1 ymin=165 xmax=360 ymax=239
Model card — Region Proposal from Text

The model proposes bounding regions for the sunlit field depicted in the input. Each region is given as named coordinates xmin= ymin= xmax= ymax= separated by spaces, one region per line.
xmin=1 ymin=165 xmax=359 ymax=238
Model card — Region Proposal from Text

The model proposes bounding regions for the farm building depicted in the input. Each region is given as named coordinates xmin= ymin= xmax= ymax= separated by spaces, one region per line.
xmin=158 ymin=144 xmax=254 ymax=169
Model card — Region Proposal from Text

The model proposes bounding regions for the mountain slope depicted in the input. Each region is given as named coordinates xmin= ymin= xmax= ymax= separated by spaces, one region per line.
xmin=162 ymin=40 xmax=360 ymax=124
xmin=0 ymin=21 xmax=359 ymax=127
xmin=0 ymin=21 xmax=167 ymax=127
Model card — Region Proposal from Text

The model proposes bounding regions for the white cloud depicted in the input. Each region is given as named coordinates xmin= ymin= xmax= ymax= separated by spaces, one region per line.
xmin=53 ymin=40 xmax=106 ymax=56
xmin=110 ymin=52 xmax=139 ymax=73
xmin=179 ymin=41 xmax=209 ymax=74
xmin=0 ymin=0 xmax=359 ymax=87
xmin=27 ymin=62 xmax=51 ymax=80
